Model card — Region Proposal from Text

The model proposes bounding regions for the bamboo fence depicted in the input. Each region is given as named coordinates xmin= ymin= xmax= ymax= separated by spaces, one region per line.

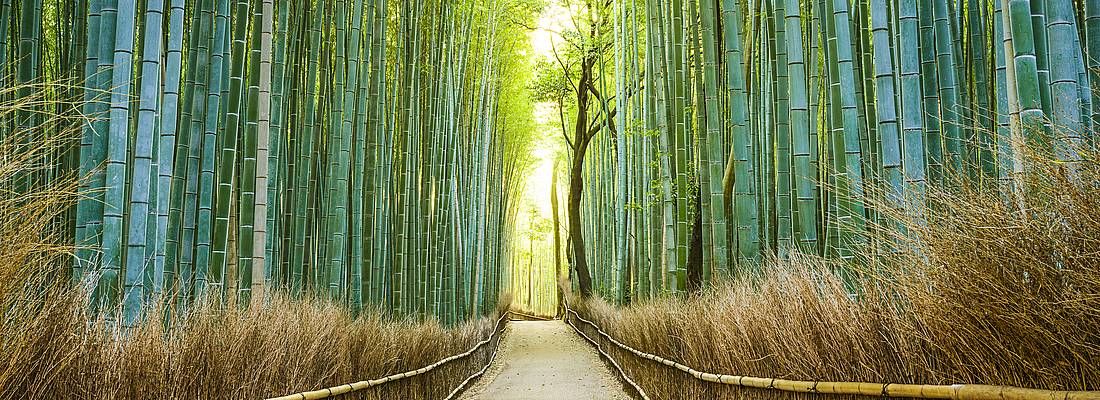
xmin=564 ymin=302 xmax=1100 ymax=400
xmin=266 ymin=312 xmax=509 ymax=400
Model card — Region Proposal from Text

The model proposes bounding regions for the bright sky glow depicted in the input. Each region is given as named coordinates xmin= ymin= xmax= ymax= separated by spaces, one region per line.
xmin=518 ymin=3 xmax=573 ymax=228
xmin=510 ymin=1 xmax=577 ymax=307
xmin=529 ymin=2 xmax=571 ymax=62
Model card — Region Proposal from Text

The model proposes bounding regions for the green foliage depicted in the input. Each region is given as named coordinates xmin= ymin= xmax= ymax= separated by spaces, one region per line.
xmin=531 ymin=59 xmax=572 ymax=103
xmin=571 ymin=0 xmax=1100 ymax=303
xmin=1 ymin=0 xmax=539 ymax=324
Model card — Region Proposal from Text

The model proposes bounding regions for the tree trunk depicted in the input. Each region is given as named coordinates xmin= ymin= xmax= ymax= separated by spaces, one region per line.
xmin=552 ymin=158 xmax=564 ymax=316
xmin=528 ymin=211 xmax=534 ymax=306
xmin=568 ymin=148 xmax=594 ymax=297
xmin=567 ymin=37 xmax=599 ymax=298
xmin=687 ymin=188 xmax=703 ymax=293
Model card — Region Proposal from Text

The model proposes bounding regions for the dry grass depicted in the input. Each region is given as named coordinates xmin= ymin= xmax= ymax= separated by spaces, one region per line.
xmin=571 ymin=148 xmax=1100 ymax=399
xmin=1 ymin=292 xmax=504 ymax=399
xmin=0 ymin=86 xmax=507 ymax=400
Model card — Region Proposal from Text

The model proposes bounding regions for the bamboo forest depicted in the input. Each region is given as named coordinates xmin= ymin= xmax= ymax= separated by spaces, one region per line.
xmin=1 ymin=0 xmax=1098 ymax=398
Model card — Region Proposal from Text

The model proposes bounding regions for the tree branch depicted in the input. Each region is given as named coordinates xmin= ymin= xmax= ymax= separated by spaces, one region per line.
xmin=558 ymin=94 xmax=575 ymax=149
xmin=586 ymin=106 xmax=618 ymax=139
xmin=551 ymin=40 xmax=578 ymax=93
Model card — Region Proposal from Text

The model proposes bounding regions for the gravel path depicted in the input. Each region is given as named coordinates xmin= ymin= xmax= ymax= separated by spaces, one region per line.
xmin=460 ymin=320 xmax=631 ymax=400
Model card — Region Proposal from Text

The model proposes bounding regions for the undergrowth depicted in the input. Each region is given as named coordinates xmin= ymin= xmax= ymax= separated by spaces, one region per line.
xmin=0 ymin=85 xmax=506 ymax=400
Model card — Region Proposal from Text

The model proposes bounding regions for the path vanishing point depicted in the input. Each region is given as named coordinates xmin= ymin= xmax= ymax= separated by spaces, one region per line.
xmin=461 ymin=320 xmax=631 ymax=400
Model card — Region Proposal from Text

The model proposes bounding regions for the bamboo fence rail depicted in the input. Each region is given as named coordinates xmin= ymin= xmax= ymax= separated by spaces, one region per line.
xmin=564 ymin=306 xmax=652 ymax=400
xmin=266 ymin=312 xmax=509 ymax=400
xmin=442 ymin=322 xmax=507 ymax=400
xmin=508 ymin=310 xmax=554 ymax=321
xmin=563 ymin=303 xmax=1100 ymax=400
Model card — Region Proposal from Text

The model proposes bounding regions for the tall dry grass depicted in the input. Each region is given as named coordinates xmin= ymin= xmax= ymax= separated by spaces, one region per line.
xmin=2 ymin=292 xmax=504 ymax=399
xmin=571 ymin=147 xmax=1100 ymax=399
xmin=0 ymin=86 xmax=507 ymax=400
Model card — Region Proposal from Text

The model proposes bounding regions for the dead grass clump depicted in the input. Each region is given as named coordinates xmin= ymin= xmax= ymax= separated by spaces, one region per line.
xmin=571 ymin=148 xmax=1100 ymax=399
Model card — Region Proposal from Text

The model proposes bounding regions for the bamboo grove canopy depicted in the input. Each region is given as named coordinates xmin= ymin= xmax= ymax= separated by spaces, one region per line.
xmin=568 ymin=0 xmax=1095 ymax=302
xmin=2 ymin=0 xmax=1097 ymax=320
xmin=0 ymin=0 xmax=540 ymax=326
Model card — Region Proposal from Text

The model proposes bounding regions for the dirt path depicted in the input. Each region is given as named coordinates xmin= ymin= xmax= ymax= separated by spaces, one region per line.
xmin=460 ymin=320 xmax=631 ymax=400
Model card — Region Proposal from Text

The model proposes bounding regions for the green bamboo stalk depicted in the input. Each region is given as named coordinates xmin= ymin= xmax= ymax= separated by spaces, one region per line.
xmin=771 ymin=0 xmax=794 ymax=257
xmin=917 ymin=0 xmax=943 ymax=186
xmin=967 ymin=0 xmax=995 ymax=181
xmin=1046 ymin=0 xmax=1083 ymax=164
xmin=211 ymin=0 xmax=249 ymax=296
xmin=854 ymin=1 xmax=876 ymax=176
xmin=370 ymin=0 xmax=391 ymax=309
xmin=241 ymin=0 xmax=271 ymax=304
xmin=869 ymin=0 xmax=904 ymax=228
xmin=1029 ymin=0 xmax=1052 ymax=120
xmin=74 ymin=0 xmax=105 ymax=283
xmin=347 ymin=0 xmax=370 ymax=311
xmin=233 ymin=0 xmax=261 ymax=301
xmin=897 ymin=0 xmax=927 ymax=210
xmin=326 ymin=0 xmax=355 ymax=302
xmin=615 ymin=0 xmax=631 ymax=292
xmin=807 ymin=0 xmax=823 ymax=253
xmin=699 ymin=0 xmax=728 ymax=276
xmin=0 ymin=0 xmax=10 ymax=87
xmin=642 ymin=3 xmax=659 ymax=297
xmin=828 ymin=0 xmax=867 ymax=259
xmin=647 ymin=0 xmax=676 ymax=292
xmin=685 ymin=0 xmax=710 ymax=290
xmin=91 ymin=0 xmax=120 ymax=307
xmin=123 ymin=0 xmax=164 ymax=324
xmin=1074 ymin=15 xmax=1092 ymax=145
xmin=392 ymin=1 xmax=410 ymax=314
xmin=669 ymin=0 xmax=689 ymax=292
xmin=194 ymin=0 xmax=232 ymax=296
xmin=722 ymin=0 xmax=759 ymax=268
xmin=16 ymin=0 xmax=42 ymax=158
xmin=100 ymin=0 xmax=134 ymax=316
xmin=931 ymin=0 xmax=964 ymax=177
xmin=1006 ymin=0 xmax=1046 ymax=130
xmin=993 ymin=0 xmax=1015 ymax=193
xmin=784 ymin=0 xmax=818 ymax=253
xmin=755 ymin=2 xmax=775 ymax=253
xmin=265 ymin=0 xmax=290 ymax=290
xmin=364 ymin=0 xmax=385 ymax=306
xmin=155 ymin=0 xmax=185 ymax=295
xmin=172 ymin=0 xmax=216 ymax=308
xmin=290 ymin=0 xmax=324 ymax=296
xmin=1085 ymin=0 xmax=1100 ymax=141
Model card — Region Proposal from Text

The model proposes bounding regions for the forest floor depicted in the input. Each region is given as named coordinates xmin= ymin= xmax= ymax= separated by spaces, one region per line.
xmin=460 ymin=320 xmax=631 ymax=400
